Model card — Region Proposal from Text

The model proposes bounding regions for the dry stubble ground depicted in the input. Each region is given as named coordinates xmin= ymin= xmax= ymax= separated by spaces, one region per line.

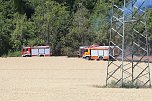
xmin=0 ymin=57 xmax=152 ymax=101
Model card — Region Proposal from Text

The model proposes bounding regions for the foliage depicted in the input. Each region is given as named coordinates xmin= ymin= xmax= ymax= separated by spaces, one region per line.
xmin=106 ymin=80 xmax=145 ymax=88
xmin=147 ymin=10 xmax=152 ymax=54
xmin=67 ymin=4 xmax=94 ymax=48
xmin=6 ymin=51 xmax=21 ymax=57
xmin=0 ymin=0 xmax=152 ymax=56
xmin=32 ymin=0 xmax=70 ymax=55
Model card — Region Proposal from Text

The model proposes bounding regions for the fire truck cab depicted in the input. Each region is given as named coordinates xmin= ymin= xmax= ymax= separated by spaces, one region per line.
xmin=78 ymin=46 xmax=89 ymax=57
xmin=22 ymin=47 xmax=31 ymax=57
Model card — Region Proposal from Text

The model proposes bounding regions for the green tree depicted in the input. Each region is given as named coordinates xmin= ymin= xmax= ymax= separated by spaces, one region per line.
xmin=33 ymin=0 xmax=70 ymax=55
xmin=62 ymin=3 xmax=96 ymax=56
xmin=90 ymin=1 xmax=111 ymax=45
xmin=147 ymin=10 xmax=152 ymax=55
xmin=10 ymin=13 xmax=36 ymax=50
xmin=0 ymin=0 xmax=15 ymax=55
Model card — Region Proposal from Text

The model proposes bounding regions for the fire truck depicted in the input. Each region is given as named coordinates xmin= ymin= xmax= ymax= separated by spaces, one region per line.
xmin=80 ymin=45 xmax=118 ymax=60
xmin=22 ymin=46 xmax=51 ymax=57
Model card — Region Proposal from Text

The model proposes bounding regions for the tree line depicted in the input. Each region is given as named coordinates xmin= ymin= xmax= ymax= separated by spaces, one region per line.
xmin=0 ymin=0 xmax=152 ymax=56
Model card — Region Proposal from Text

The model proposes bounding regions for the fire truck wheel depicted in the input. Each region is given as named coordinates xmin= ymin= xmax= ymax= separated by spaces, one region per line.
xmin=26 ymin=55 xmax=31 ymax=57
xmin=86 ymin=57 xmax=90 ymax=60
xmin=98 ymin=57 xmax=103 ymax=60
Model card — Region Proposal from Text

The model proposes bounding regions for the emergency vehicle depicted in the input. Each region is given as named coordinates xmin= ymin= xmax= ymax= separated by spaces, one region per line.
xmin=22 ymin=46 xmax=51 ymax=57
xmin=81 ymin=45 xmax=118 ymax=60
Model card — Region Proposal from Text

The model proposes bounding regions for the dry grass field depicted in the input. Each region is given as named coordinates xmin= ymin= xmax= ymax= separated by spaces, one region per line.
xmin=0 ymin=57 xmax=152 ymax=101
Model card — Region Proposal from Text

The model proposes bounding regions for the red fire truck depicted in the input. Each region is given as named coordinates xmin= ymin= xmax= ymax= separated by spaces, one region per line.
xmin=22 ymin=46 xmax=51 ymax=57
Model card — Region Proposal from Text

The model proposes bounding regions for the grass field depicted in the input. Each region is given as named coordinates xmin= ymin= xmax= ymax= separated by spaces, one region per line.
xmin=0 ymin=57 xmax=152 ymax=101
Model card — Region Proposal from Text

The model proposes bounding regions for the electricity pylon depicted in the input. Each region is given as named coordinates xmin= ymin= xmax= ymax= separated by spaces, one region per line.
xmin=106 ymin=0 xmax=151 ymax=88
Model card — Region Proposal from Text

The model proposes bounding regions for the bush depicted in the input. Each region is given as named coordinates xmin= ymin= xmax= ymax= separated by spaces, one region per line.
xmin=61 ymin=47 xmax=78 ymax=57
xmin=106 ymin=80 xmax=147 ymax=88
xmin=106 ymin=80 xmax=120 ymax=88
xmin=2 ymin=51 xmax=21 ymax=57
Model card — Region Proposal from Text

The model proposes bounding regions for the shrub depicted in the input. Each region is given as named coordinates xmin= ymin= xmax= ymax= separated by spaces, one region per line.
xmin=2 ymin=51 xmax=21 ymax=57
xmin=61 ymin=47 xmax=78 ymax=57
xmin=106 ymin=80 xmax=147 ymax=88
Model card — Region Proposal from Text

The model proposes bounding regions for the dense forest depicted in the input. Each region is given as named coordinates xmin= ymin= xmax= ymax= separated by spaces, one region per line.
xmin=0 ymin=0 xmax=152 ymax=56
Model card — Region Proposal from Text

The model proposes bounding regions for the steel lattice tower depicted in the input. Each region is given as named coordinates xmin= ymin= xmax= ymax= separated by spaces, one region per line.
xmin=106 ymin=0 xmax=151 ymax=88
